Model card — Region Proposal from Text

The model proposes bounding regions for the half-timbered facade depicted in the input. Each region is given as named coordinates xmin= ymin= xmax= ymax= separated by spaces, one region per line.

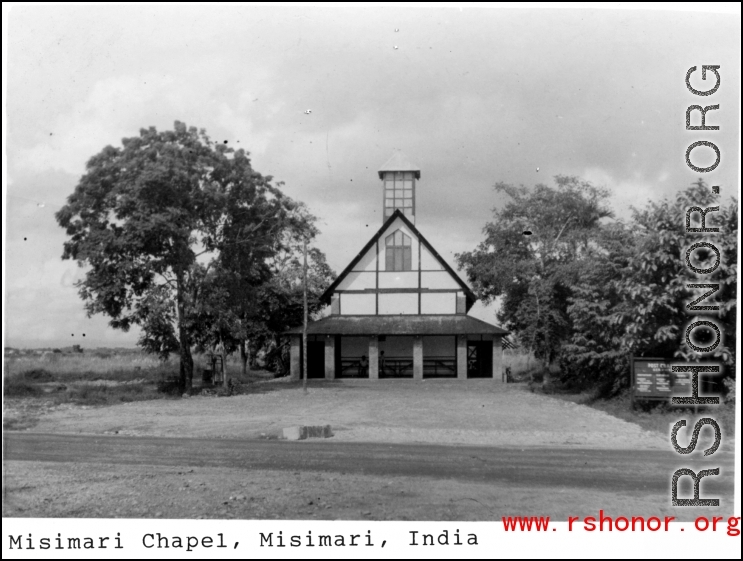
xmin=287 ymin=153 xmax=508 ymax=381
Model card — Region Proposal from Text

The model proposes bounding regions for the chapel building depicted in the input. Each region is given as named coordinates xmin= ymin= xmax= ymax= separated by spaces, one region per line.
xmin=287 ymin=152 xmax=508 ymax=381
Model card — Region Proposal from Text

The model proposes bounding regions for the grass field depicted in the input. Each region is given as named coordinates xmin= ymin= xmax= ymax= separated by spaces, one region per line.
xmin=2 ymin=349 xmax=275 ymax=430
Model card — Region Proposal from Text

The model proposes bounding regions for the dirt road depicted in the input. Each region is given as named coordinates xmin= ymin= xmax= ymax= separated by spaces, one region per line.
xmin=3 ymin=433 xmax=735 ymax=520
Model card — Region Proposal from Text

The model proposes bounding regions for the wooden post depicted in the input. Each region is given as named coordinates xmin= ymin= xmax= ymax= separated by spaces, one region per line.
xmin=629 ymin=353 xmax=635 ymax=410
xmin=220 ymin=337 xmax=227 ymax=389
xmin=302 ymin=237 xmax=308 ymax=393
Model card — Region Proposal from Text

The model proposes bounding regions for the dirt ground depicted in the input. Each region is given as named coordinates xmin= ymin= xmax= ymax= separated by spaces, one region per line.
xmin=5 ymin=459 xmax=724 ymax=521
xmin=12 ymin=380 xmax=671 ymax=450
xmin=4 ymin=380 xmax=738 ymax=521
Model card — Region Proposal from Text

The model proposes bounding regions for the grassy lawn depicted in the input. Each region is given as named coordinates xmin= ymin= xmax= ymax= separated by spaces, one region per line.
xmin=2 ymin=350 xmax=278 ymax=430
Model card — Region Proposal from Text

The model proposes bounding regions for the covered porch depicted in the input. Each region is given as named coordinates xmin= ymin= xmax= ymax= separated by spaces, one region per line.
xmin=286 ymin=315 xmax=509 ymax=382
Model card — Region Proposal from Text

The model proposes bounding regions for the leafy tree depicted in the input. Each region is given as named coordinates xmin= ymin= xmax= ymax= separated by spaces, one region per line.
xmin=256 ymin=242 xmax=335 ymax=374
xmin=191 ymin=228 xmax=334 ymax=378
xmin=456 ymin=176 xmax=613 ymax=375
xmin=56 ymin=121 xmax=311 ymax=391
xmin=561 ymin=179 xmax=737 ymax=396
xmin=558 ymin=223 xmax=636 ymax=393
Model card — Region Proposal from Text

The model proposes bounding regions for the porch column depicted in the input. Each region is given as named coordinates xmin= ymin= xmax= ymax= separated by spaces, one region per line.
xmin=413 ymin=335 xmax=423 ymax=380
xmin=369 ymin=336 xmax=379 ymax=380
xmin=290 ymin=335 xmax=301 ymax=381
xmin=324 ymin=335 xmax=335 ymax=380
xmin=456 ymin=335 xmax=467 ymax=380
xmin=493 ymin=335 xmax=503 ymax=382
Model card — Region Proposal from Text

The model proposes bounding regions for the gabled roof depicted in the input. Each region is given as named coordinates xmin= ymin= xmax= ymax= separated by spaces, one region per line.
xmin=378 ymin=151 xmax=421 ymax=179
xmin=286 ymin=314 xmax=509 ymax=336
xmin=320 ymin=209 xmax=478 ymax=311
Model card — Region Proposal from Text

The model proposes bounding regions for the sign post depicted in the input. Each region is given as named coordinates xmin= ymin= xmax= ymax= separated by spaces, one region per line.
xmin=630 ymin=357 xmax=692 ymax=408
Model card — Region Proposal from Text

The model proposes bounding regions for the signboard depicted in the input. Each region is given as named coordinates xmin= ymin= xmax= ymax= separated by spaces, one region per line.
xmin=631 ymin=357 xmax=691 ymax=403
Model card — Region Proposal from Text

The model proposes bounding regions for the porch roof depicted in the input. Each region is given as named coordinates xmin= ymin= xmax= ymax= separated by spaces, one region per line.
xmin=286 ymin=315 xmax=509 ymax=336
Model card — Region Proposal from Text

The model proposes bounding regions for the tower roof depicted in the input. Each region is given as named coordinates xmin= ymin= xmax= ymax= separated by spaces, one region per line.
xmin=378 ymin=151 xmax=421 ymax=179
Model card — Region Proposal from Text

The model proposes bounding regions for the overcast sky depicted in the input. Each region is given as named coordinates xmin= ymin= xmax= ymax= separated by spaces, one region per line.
xmin=3 ymin=4 xmax=740 ymax=349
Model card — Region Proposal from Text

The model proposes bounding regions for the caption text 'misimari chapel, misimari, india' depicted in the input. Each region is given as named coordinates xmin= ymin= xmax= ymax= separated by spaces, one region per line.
xmin=287 ymin=152 xmax=510 ymax=381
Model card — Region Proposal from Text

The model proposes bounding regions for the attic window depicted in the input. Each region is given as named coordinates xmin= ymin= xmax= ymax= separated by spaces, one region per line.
xmin=384 ymin=171 xmax=414 ymax=217
xmin=385 ymin=230 xmax=412 ymax=271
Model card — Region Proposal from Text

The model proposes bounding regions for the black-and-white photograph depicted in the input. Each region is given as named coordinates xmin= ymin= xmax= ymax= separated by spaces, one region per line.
xmin=2 ymin=3 xmax=740 ymax=557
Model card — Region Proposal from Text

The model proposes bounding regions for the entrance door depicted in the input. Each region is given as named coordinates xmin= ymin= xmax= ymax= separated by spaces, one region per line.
xmin=307 ymin=341 xmax=325 ymax=379
xmin=467 ymin=341 xmax=493 ymax=378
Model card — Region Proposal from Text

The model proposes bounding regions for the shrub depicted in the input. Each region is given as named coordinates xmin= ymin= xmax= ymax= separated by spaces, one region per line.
xmin=157 ymin=377 xmax=182 ymax=396
xmin=21 ymin=368 xmax=55 ymax=382
xmin=4 ymin=381 xmax=44 ymax=397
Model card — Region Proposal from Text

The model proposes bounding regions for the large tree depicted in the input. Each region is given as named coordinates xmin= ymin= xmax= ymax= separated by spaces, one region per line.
xmin=561 ymin=180 xmax=737 ymax=395
xmin=191 ymin=226 xmax=335 ymax=377
xmin=456 ymin=176 xmax=613 ymax=375
xmin=56 ymin=121 xmax=312 ymax=391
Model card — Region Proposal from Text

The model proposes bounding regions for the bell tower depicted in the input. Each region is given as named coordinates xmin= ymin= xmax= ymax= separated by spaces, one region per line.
xmin=378 ymin=151 xmax=421 ymax=224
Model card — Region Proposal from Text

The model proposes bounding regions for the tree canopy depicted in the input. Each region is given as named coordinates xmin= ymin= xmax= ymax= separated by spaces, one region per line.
xmin=56 ymin=121 xmax=325 ymax=390
xmin=456 ymin=176 xmax=613 ymax=369
xmin=561 ymin=180 xmax=737 ymax=394
xmin=458 ymin=176 xmax=737 ymax=396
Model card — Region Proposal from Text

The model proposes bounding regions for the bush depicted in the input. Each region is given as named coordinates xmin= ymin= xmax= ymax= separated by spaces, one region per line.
xmin=66 ymin=385 xmax=110 ymax=405
xmin=20 ymin=368 xmax=55 ymax=382
xmin=4 ymin=381 xmax=44 ymax=397
xmin=157 ymin=377 xmax=182 ymax=396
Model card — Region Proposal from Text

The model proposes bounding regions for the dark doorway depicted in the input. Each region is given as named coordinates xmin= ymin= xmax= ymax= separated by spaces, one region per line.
xmin=307 ymin=341 xmax=325 ymax=379
xmin=467 ymin=341 xmax=493 ymax=378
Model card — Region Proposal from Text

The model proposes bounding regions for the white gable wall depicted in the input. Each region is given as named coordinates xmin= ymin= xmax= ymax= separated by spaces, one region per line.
xmin=378 ymin=272 xmax=418 ymax=289
xmin=340 ymin=293 xmax=375 ymax=315
xmin=337 ymin=271 xmax=376 ymax=291
xmin=421 ymin=271 xmax=461 ymax=290
xmin=421 ymin=246 xmax=443 ymax=270
xmin=334 ymin=216 xmax=470 ymax=316
xmin=353 ymin=244 xmax=378 ymax=272
xmin=421 ymin=292 xmax=456 ymax=314
xmin=378 ymin=293 xmax=418 ymax=315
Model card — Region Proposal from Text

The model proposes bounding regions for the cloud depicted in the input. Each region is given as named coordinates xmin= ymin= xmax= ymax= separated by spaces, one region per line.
xmin=16 ymin=73 xmax=196 ymax=175
xmin=4 ymin=5 xmax=740 ymax=348
xmin=4 ymin=256 xmax=141 ymax=348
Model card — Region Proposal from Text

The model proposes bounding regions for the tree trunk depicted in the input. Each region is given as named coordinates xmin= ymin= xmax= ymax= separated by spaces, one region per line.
xmin=542 ymin=319 xmax=551 ymax=390
xmin=221 ymin=338 xmax=228 ymax=389
xmin=302 ymin=238 xmax=308 ymax=392
xmin=175 ymin=275 xmax=193 ymax=393
xmin=240 ymin=339 xmax=249 ymax=377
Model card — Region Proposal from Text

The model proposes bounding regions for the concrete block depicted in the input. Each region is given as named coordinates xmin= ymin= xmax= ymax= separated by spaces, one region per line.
xmin=305 ymin=425 xmax=333 ymax=438
xmin=282 ymin=425 xmax=333 ymax=440
xmin=283 ymin=426 xmax=305 ymax=440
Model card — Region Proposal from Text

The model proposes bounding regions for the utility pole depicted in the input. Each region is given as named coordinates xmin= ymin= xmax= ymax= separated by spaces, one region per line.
xmin=302 ymin=236 xmax=308 ymax=394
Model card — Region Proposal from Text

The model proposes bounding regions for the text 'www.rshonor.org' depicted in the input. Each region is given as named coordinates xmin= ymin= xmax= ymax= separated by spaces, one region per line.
xmin=498 ymin=514 xmax=739 ymax=535
xmin=673 ymin=64 xmax=726 ymax=507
